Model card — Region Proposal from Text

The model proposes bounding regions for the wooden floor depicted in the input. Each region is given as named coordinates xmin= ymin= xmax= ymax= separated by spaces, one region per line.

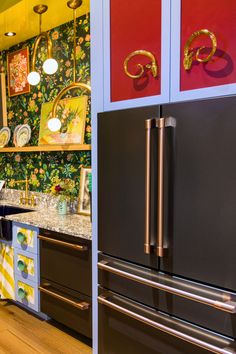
xmin=0 ymin=300 xmax=92 ymax=354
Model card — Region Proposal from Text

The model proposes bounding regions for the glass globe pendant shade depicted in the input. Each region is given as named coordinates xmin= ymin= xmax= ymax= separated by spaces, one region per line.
xmin=47 ymin=117 xmax=61 ymax=132
xmin=43 ymin=58 xmax=58 ymax=74
xmin=27 ymin=71 xmax=40 ymax=85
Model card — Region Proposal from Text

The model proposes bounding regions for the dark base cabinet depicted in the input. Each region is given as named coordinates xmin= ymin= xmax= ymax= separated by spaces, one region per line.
xmin=39 ymin=229 xmax=92 ymax=338
xmin=40 ymin=279 xmax=92 ymax=338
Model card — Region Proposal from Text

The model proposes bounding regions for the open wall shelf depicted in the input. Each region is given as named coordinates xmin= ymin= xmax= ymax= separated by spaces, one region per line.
xmin=0 ymin=144 xmax=91 ymax=153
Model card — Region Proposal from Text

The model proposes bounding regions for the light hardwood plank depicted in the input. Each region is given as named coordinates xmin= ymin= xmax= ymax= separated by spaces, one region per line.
xmin=0 ymin=301 xmax=92 ymax=354
xmin=0 ymin=330 xmax=39 ymax=354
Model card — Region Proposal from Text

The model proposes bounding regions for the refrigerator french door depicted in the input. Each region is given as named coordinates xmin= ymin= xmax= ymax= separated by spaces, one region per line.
xmin=98 ymin=96 xmax=236 ymax=353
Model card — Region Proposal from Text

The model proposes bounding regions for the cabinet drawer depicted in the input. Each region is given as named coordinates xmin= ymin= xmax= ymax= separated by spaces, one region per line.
xmin=39 ymin=229 xmax=91 ymax=296
xmin=14 ymin=249 xmax=39 ymax=283
xmin=15 ymin=276 xmax=39 ymax=312
xmin=13 ymin=222 xmax=39 ymax=254
xmin=40 ymin=279 xmax=92 ymax=338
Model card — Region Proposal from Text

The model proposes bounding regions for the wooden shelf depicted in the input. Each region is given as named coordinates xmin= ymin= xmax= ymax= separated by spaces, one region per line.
xmin=0 ymin=144 xmax=91 ymax=153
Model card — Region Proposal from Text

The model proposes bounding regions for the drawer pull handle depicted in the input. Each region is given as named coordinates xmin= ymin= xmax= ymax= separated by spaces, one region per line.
xmin=17 ymin=260 xmax=26 ymax=272
xmin=124 ymin=50 xmax=158 ymax=79
xmin=98 ymin=293 xmax=236 ymax=354
xmin=17 ymin=231 xmax=26 ymax=244
xmin=98 ymin=260 xmax=236 ymax=313
xmin=39 ymin=285 xmax=90 ymax=311
xmin=38 ymin=235 xmax=88 ymax=251
xmin=18 ymin=287 xmax=27 ymax=300
xmin=183 ymin=29 xmax=217 ymax=70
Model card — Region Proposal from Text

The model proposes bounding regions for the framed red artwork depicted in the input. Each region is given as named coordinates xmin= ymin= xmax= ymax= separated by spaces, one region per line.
xmin=7 ymin=47 xmax=30 ymax=97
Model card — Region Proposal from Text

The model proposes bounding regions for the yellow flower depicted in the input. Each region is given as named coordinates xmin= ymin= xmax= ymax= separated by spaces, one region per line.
xmin=8 ymin=111 xmax=14 ymax=120
xmin=52 ymin=31 xmax=59 ymax=40
xmin=9 ymin=179 xmax=15 ymax=188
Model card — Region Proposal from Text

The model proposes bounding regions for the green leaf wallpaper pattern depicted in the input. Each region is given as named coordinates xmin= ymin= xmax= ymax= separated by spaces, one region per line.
xmin=0 ymin=13 xmax=91 ymax=194
xmin=0 ymin=151 xmax=91 ymax=192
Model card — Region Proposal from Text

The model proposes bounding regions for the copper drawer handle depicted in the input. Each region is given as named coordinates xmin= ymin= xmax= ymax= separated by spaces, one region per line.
xmin=38 ymin=235 xmax=88 ymax=251
xmin=39 ymin=285 xmax=90 ymax=310
xmin=98 ymin=260 xmax=236 ymax=314
xmin=98 ymin=293 xmax=235 ymax=354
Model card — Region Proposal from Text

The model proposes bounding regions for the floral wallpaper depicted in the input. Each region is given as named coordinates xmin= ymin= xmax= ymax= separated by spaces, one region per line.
xmin=0 ymin=13 xmax=91 ymax=194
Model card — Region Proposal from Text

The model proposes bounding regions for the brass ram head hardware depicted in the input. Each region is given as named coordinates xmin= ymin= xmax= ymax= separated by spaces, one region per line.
xmin=183 ymin=29 xmax=217 ymax=71
xmin=124 ymin=50 xmax=158 ymax=79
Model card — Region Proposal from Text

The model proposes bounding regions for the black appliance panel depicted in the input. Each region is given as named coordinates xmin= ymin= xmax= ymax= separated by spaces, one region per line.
xmin=161 ymin=96 xmax=236 ymax=291
xmin=98 ymin=254 xmax=236 ymax=338
xmin=0 ymin=205 xmax=33 ymax=241
xmin=40 ymin=229 xmax=91 ymax=296
xmin=40 ymin=278 xmax=92 ymax=338
xmin=98 ymin=105 xmax=161 ymax=267
xmin=98 ymin=288 xmax=236 ymax=354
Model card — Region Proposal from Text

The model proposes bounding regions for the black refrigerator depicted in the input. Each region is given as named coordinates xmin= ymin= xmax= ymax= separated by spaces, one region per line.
xmin=98 ymin=96 xmax=236 ymax=354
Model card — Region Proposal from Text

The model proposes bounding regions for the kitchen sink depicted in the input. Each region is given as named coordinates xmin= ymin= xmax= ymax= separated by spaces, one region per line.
xmin=0 ymin=205 xmax=34 ymax=241
xmin=0 ymin=205 xmax=33 ymax=217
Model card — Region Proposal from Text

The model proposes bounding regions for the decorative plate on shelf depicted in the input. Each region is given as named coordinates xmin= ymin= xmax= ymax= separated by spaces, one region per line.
xmin=0 ymin=127 xmax=11 ymax=148
xmin=13 ymin=124 xmax=22 ymax=146
xmin=15 ymin=124 xmax=31 ymax=147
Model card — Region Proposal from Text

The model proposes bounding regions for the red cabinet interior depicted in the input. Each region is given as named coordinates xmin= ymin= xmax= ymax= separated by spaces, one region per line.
xmin=110 ymin=0 xmax=161 ymax=102
xmin=180 ymin=0 xmax=236 ymax=91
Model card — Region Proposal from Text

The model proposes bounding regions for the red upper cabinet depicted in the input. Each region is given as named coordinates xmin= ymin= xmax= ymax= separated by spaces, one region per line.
xmin=171 ymin=0 xmax=236 ymax=102
xmin=103 ymin=0 xmax=170 ymax=111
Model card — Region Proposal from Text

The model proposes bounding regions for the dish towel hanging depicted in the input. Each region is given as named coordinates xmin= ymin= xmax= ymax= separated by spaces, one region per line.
xmin=0 ymin=242 xmax=15 ymax=300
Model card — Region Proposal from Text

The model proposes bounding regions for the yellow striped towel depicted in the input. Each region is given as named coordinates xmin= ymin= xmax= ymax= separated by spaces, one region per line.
xmin=0 ymin=242 xmax=15 ymax=300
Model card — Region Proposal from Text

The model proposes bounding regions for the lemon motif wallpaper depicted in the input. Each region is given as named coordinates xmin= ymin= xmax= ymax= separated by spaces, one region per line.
xmin=0 ymin=13 xmax=91 ymax=194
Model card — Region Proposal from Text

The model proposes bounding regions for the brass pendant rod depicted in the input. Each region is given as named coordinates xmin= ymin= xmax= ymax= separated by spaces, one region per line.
xmin=51 ymin=82 xmax=91 ymax=118
xmin=39 ymin=13 xmax=42 ymax=33
xmin=73 ymin=8 xmax=77 ymax=83
xmin=31 ymin=33 xmax=53 ymax=71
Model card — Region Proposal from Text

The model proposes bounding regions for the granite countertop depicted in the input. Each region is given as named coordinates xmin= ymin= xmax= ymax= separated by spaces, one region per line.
xmin=0 ymin=200 xmax=92 ymax=240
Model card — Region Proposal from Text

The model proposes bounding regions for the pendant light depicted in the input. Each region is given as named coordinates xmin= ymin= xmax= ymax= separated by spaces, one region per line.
xmin=47 ymin=0 xmax=91 ymax=132
xmin=27 ymin=4 xmax=58 ymax=86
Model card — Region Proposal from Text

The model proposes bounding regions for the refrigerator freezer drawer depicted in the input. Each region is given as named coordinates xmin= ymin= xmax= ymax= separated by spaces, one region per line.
xmin=99 ymin=254 xmax=236 ymax=338
xmin=98 ymin=289 xmax=236 ymax=354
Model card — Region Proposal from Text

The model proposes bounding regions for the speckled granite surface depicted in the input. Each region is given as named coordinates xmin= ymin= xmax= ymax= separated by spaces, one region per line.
xmin=0 ymin=198 xmax=92 ymax=240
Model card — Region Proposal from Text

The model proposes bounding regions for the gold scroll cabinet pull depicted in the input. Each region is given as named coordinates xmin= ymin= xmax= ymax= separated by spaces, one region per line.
xmin=183 ymin=29 xmax=217 ymax=71
xmin=124 ymin=50 xmax=158 ymax=79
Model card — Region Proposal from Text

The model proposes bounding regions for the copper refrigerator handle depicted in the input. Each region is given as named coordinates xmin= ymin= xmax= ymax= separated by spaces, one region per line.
xmin=156 ymin=118 xmax=165 ymax=257
xmin=98 ymin=294 xmax=235 ymax=354
xmin=38 ymin=235 xmax=88 ymax=251
xmin=39 ymin=285 xmax=90 ymax=310
xmin=98 ymin=260 xmax=236 ymax=313
xmin=144 ymin=119 xmax=155 ymax=254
